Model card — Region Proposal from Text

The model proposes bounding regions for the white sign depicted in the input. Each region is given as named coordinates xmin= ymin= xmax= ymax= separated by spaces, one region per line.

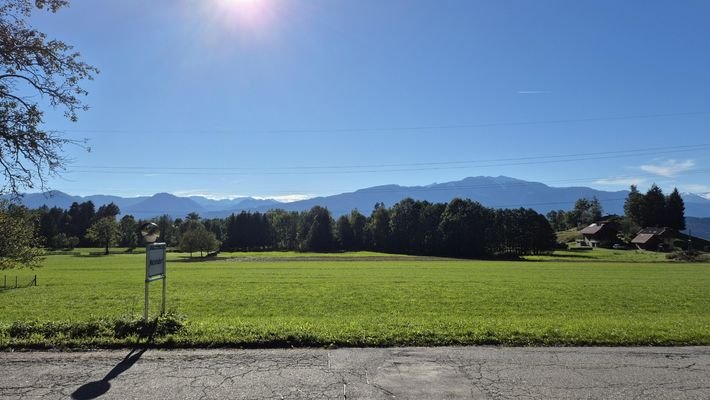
xmin=146 ymin=243 xmax=166 ymax=278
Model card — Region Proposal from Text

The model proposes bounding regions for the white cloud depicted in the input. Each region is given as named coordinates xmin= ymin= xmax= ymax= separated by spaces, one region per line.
xmin=172 ymin=190 xmax=315 ymax=202
xmin=594 ymin=177 xmax=647 ymax=186
xmin=253 ymin=194 xmax=314 ymax=203
xmin=639 ymin=159 xmax=695 ymax=177
xmin=172 ymin=190 xmax=244 ymax=200
xmin=517 ymin=90 xmax=550 ymax=94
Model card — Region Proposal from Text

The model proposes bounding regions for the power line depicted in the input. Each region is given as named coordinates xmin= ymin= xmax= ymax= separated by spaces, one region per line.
xmin=72 ymin=143 xmax=708 ymax=171
xmin=65 ymin=144 xmax=710 ymax=176
xmin=62 ymin=111 xmax=710 ymax=136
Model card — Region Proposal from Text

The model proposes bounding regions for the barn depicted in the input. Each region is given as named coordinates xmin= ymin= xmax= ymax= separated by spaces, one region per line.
xmin=631 ymin=227 xmax=674 ymax=251
xmin=579 ymin=223 xmax=618 ymax=248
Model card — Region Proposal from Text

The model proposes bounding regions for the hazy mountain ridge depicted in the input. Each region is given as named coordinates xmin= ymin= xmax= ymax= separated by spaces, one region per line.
xmin=11 ymin=176 xmax=710 ymax=220
xmin=685 ymin=217 xmax=710 ymax=241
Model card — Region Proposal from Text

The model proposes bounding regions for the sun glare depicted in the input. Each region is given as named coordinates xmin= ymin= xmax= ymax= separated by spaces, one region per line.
xmin=211 ymin=0 xmax=273 ymax=33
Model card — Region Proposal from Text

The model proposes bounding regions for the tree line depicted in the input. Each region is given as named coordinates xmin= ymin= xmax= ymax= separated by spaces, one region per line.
xmin=545 ymin=184 xmax=686 ymax=242
xmin=21 ymin=197 xmax=557 ymax=259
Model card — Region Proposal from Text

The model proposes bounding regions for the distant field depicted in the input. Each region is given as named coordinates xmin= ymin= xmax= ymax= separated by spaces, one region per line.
xmin=1 ymin=250 xmax=709 ymax=348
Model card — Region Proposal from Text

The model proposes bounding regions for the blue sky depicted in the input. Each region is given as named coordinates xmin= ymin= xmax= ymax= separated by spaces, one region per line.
xmin=32 ymin=0 xmax=710 ymax=200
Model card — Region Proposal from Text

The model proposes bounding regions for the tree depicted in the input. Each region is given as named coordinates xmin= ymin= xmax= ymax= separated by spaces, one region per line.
xmin=154 ymin=214 xmax=177 ymax=246
xmin=546 ymin=210 xmax=569 ymax=232
xmin=65 ymin=201 xmax=95 ymax=245
xmin=641 ymin=184 xmax=666 ymax=227
xmin=367 ymin=203 xmax=390 ymax=252
xmin=566 ymin=197 xmax=602 ymax=228
xmin=389 ymin=198 xmax=421 ymax=254
xmin=335 ymin=215 xmax=354 ymax=250
xmin=85 ymin=217 xmax=120 ymax=255
xmin=301 ymin=206 xmax=334 ymax=252
xmin=348 ymin=210 xmax=367 ymax=251
xmin=665 ymin=188 xmax=686 ymax=231
xmin=267 ymin=210 xmax=299 ymax=250
xmin=0 ymin=1 xmax=98 ymax=196
xmin=439 ymin=198 xmax=494 ymax=258
xmin=118 ymin=215 xmax=138 ymax=249
xmin=180 ymin=223 xmax=219 ymax=257
xmin=96 ymin=202 xmax=120 ymax=220
xmin=0 ymin=201 xmax=43 ymax=269
xmin=624 ymin=185 xmax=644 ymax=226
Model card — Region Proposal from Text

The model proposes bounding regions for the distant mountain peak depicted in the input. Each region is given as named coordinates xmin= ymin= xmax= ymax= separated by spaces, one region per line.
xmin=11 ymin=176 xmax=710 ymax=219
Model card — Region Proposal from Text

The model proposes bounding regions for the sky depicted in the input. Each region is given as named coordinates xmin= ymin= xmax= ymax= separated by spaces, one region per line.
xmin=29 ymin=0 xmax=710 ymax=200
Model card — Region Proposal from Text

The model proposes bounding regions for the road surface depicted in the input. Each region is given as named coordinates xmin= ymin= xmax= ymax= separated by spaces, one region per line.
xmin=1 ymin=347 xmax=709 ymax=399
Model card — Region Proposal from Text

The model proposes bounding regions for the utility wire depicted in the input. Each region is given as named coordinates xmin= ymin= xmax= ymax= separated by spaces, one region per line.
xmin=62 ymin=111 xmax=710 ymax=136
xmin=71 ymin=143 xmax=709 ymax=171
xmin=67 ymin=144 xmax=710 ymax=176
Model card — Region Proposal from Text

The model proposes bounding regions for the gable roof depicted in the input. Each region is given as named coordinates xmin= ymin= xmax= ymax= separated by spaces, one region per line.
xmin=631 ymin=233 xmax=656 ymax=244
xmin=580 ymin=223 xmax=603 ymax=235
xmin=631 ymin=227 xmax=673 ymax=244
xmin=580 ymin=222 xmax=617 ymax=236
xmin=637 ymin=227 xmax=669 ymax=236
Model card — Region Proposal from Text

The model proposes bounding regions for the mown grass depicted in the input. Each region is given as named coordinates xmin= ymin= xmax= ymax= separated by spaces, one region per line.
xmin=526 ymin=248 xmax=668 ymax=262
xmin=1 ymin=251 xmax=709 ymax=348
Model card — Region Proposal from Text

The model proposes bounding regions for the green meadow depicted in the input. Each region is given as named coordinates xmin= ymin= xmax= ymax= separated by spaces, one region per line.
xmin=1 ymin=250 xmax=709 ymax=348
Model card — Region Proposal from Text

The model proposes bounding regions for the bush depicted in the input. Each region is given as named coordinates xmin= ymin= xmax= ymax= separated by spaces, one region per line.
xmin=48 ymin=234 xmax=80 ymax=250
xmin=5 ymin=312 xmax=185 ymax=340
xmin=666 ymin=250 xmax=701 ymax=262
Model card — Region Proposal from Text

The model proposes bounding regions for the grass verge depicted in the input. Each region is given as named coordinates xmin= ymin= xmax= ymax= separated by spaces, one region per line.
xmin=1 ymin=251 xmax=709 ymax=349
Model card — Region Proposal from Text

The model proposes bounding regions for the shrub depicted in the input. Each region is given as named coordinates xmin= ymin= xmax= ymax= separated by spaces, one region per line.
xmin=666 ymin=250 xmax=701 ymax=262
xmin=5 ymin=312 xmax=185 ymax=340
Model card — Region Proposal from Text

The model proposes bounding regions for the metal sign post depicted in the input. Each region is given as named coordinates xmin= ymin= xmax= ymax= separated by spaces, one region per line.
xmin=145 ymin=242 xmax=167 ymax=320
xmin=141 ymin=222 xmax=166 ymax=321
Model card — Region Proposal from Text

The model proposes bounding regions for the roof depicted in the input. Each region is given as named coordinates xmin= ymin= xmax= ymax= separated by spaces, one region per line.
xmin=580 ymin=223 xmax=617 ymax=236
xmin=580 ymin=224 xmax=603 ymax=235
xmin=637 ymin=227 xmax=669 ymax=236
xmin=631 ymin=233 xmax=656 ymax=244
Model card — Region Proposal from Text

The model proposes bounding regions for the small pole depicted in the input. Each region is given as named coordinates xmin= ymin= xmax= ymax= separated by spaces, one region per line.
xmin=161 ymin=275 xmax=166 ymax=316
xmin=3 ymin=275 xmax=6 ymax=289
xmin=144 ymin=244 xmax=150 ymax=321
xmin=15 ymin=276 xmax=18 ymax=289
xmin=688 ymin=229 xmax=693 ymax=252
xmin=145 ymin=279 xmax=149 ymax=321
xmin=34 ymin=275 xmax=37 ymax=287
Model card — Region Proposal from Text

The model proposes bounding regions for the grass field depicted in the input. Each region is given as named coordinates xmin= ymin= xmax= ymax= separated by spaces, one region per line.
xmin=1 ymin=250 xmax=709 ymax=348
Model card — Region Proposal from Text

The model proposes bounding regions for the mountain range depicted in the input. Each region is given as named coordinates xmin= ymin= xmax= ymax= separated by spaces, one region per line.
xmin=12 ymin=176 xmax=710 ymax=223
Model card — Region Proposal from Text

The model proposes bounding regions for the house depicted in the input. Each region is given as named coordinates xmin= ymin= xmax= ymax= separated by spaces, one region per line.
xmin=578 ymin=222 xmax=618 ymax=248
xmin=631 ymin=227 xmax=674 ymax=251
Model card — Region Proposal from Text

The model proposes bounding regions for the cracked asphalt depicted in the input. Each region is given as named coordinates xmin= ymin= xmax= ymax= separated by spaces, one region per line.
xmin=1 ymin=347 xmax=709 ymax=399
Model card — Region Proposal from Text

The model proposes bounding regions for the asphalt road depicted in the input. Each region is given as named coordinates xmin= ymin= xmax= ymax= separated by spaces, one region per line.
xmin=1 ymin=347 xmax=709 ymax=399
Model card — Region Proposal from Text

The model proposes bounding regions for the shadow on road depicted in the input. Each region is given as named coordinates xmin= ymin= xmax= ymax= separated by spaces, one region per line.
xmin=70 ymin=347 xmax=147 ymax=400
xmin=70 ymin=324 xmax=159 ymax=400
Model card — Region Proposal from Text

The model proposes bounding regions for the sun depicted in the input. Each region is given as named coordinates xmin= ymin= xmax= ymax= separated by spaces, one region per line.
xmin=211 ymin=0 xmax=272 ymax=32
xmin=218 ymin=0 xmax=259 ymax=5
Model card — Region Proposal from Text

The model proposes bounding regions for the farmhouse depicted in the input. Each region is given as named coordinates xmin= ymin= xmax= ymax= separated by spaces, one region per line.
xmin=579 ymin=222 xmax=618 ymax=248
xmin=631 ymin=227 xmax=674 ymax=251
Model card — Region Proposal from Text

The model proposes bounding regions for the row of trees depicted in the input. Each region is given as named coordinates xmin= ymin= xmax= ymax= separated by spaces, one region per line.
xmin=34 ymin=201 xmax=122 ymax=251
xmin=24 ymin=197 xmax=556 ymax=259
xmin=546 ymin=197 xmax=604 ymax=231
xmin=624 ymin=185 xmax=685 ymax=231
